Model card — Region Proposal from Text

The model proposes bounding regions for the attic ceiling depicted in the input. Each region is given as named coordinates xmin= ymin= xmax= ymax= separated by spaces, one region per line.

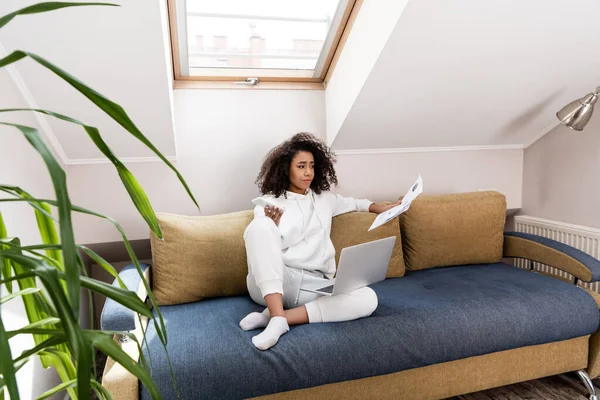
xmin=0 ymin=0 xmax=175 ymax=162
xmin=330 ymin=0 xmax=600 ymax=150
xmin=2 ymin=0 xmax=600 ymax=162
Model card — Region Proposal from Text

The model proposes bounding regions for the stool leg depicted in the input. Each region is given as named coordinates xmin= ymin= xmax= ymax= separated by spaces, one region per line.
xmin=577 ymin=370 xmax=599 ymax=400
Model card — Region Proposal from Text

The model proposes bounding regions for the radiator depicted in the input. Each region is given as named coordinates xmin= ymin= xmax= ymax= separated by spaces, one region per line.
xmin=513 ymin=215 xmax=600 ymax=292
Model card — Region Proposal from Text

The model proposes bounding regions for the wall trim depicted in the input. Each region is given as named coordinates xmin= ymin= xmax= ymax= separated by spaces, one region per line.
xmin=334 ymin=144 xmax=524 ymax=155
xmin=66 ymin=156 xmax=177 ymax=165
xmin=0 ymin=41 xmax=69 ymax=166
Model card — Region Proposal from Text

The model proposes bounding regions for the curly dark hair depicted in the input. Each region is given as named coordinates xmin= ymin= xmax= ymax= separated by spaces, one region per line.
xmin=255 ymin=132 xmax=338 ymax=198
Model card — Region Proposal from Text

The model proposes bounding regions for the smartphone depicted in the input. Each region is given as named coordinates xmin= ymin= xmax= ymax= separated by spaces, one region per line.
xmin=252 ymin=197 xmax=285 ymax=211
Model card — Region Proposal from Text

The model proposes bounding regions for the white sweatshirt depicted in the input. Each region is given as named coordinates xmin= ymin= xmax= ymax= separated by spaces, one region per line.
xmin=252 ymin=189 xmax=373 ymax=278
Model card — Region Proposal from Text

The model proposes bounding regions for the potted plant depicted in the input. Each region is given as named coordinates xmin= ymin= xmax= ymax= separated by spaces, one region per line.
xmin=0 ymin=2 xmax=194 ymax=399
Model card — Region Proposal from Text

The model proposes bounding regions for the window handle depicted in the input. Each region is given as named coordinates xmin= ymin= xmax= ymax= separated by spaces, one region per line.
xmin=234 ymin=77 xmax=259 ymax=86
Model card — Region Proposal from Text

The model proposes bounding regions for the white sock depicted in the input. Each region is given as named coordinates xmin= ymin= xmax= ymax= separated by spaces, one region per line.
xmin=251 ymin=316 xmax=289 ymax=350
xmin=240 ymin=308 xmax=270 ymax=331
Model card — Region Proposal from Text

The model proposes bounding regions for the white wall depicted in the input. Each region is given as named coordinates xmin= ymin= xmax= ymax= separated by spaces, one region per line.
xmin=0 ymin=69 xmax=62 ymax=400
xmin=335 ymin=148 xmax=523 ymax=210
xmin=523 ymin=117 xmax=600 ymax=228
xmin=67 ymin=85 xmax=523 ymax=244
xmin=68 ymin=89 xmax=327 ymax=243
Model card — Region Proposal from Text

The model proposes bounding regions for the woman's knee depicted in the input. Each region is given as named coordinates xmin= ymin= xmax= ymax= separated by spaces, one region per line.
xmin=244 ymin=217 xmax=278 ymax=240
xmin=351 ymin=286 xmax=378 ymax=317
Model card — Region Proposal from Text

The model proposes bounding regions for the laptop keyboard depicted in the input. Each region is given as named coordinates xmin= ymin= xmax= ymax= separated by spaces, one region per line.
xmin=317 ymin=285 xmax=334 ymax=293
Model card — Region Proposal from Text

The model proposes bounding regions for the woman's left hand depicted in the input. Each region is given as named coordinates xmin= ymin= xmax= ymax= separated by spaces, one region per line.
xmin=369 ymin=200 xmax=402 ymax=214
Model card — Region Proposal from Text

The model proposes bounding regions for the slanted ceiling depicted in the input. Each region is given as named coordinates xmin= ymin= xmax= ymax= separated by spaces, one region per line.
xmin=2 ymin=0 xmax=600 ymax=162
xmin=0 ymin=0 xmax=175 ymax=163
xmin=331 ymin=0 xmax=600 ymax=150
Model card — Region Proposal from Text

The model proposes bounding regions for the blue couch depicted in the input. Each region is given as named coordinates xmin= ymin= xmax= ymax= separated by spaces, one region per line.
xmin=102 ymin=231 xmax=600 ymax=399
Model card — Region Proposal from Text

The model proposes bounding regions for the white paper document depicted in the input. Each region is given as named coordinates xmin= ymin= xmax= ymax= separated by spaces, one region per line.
xmin=368 ymin=175 xmax=423 ymax=232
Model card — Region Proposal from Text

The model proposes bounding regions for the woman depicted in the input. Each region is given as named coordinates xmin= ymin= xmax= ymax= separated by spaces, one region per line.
xmin=241 ymin=132 xmax=400 ymax=350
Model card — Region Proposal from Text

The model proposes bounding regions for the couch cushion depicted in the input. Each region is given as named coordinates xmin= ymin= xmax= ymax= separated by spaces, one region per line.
xmin=150 ymin=211 xmax=254 ymax=305
xmin=151 ymin=209 xmax=405 ymax=305
xmin=140 ymin=263 xmax=599 ymax=399
xmin=400 ymin=191 xmax=506 ymax=271
xmin=331 ymin=211 xmax=405 ymax=278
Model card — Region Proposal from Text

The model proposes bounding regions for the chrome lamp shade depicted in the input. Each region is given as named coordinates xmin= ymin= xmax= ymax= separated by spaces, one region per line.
xmin=556 ymin=90 xmax=599 ymax=131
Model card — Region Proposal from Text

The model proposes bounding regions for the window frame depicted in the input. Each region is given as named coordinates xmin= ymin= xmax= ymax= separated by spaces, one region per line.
xmin=166 ymin=0 xmax=363 ymax=89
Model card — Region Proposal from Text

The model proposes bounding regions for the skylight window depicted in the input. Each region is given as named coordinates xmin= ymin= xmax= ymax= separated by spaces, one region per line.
xmin=168 ymin=0 xmax=359 ymax=86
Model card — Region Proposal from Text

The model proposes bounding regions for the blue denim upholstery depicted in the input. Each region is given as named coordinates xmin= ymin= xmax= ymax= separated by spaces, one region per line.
xmin=100 ymin=263 xmax=150 ymax=332
xmin=140 ymin=263 xmax=599 ymax=399
xmin=505 ymin=231 xmax=600 ymax=281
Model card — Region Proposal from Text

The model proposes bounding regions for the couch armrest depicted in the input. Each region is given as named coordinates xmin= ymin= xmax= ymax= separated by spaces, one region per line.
xmin=503 ymin=232 xmax=600 ymax=283
xmin=100 ymin=263 xmax=151 ymax=332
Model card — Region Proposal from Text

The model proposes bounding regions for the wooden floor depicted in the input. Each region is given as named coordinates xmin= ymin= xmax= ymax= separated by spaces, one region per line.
xmin=446 ymin=373 xmax=600 ymax=399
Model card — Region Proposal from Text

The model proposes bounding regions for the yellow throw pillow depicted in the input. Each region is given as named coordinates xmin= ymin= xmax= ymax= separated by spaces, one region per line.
xmin=331 ymin=211 xmax=405 ymax=278
xmin=400 ymin=191 xmax=506 ymax=271
xmin=150 ymin=211 xmax=253 ymax=305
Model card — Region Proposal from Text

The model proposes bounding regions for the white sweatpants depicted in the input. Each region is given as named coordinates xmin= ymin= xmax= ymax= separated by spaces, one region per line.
xmin=244 ymin=217 xmax=378 ymax=323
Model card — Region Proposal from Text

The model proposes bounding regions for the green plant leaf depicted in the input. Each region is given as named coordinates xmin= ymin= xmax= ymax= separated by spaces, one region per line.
xmin=0 ymin=186 xmax=57 ymax=222
xmin=36 ymin=379 xmax=76 ymax=400
xmin=0 ymin=109 xmax=165 ymax=238
xmin=0 ymin=123 xmax=79 ymax=319
xmin=0 ymin=197 xmax=168 ymax=345
xmin=0 ymin=52 xmax=200 ymax=211
xmin=0 ymin=2 xmax=118 ymax=30
xmin=0 ymin=239 xmax=63 ymax=272
xmin=2 ymin=241 xmax=126 ymax=290
xmin=34 ymin=201 xmax=63 ymax=266
xmin=0 ymin=311 xmax=18 ymax=400
xmin=1 ymin=249 xmax=152 ymax=331
xmin=0 ymin=287 xmax=40 ymax=304
xmin=79 ymin=246 xmax=126 ymax=289
xmin=86 ymin=332 xmax=161 ymax=400
xmin=38 ymin=348 xmax=77 ymax=400
xmin=0 ymin=197 xmax=177 ymax=393
xmin=0 ymin=212 xmax=12 ymax=293
xmin=0 ymin=271 xmax=37 ymax=285
xmin=0 ymin=186 xmax=63 ymax=268
xmin=15 ymin=317 xmax=61 ymax=332
xmin=91 ymin=379 xmax=113 ymax=400
xmin=0 ymin=213 xmax=74 ymax=385
xmin=7 ymin=328 xmax=65 ymax=339
xmin=14 ymin=336 xmax=65 ymax=363
xmin=0 ymin=252 xmax=90 ymax=398
xmin=86 ymin=125 xmax=162 ymax=238
xmin=0 ymin=237 xmax=60 ymax=368
xmin=78 ymin=275 xmax=153 ymax=318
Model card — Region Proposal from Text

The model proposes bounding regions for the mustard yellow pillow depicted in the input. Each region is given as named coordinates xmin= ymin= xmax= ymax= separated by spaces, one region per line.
xmin=400 ymin=191 xmax=506 ymax=271
xmin=150 ymin=211 xmax=253 ymax=305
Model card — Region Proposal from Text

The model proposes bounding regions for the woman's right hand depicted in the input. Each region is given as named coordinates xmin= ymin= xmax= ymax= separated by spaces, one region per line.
xmin=264 ymin=205 xmax=284 ymax=226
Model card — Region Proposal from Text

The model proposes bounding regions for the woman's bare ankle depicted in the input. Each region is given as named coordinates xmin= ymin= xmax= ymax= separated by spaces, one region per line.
xmin=264 ymin=293 xmax=285 ymax=318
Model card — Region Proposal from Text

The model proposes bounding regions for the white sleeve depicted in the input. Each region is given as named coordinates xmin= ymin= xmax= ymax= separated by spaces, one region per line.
xmin=330 ymin=193 xmax=373 ymax=217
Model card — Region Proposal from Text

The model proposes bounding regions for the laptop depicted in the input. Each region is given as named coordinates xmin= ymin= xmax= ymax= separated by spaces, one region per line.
xmin=300 ymin=236 xmax=397 ymax=296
